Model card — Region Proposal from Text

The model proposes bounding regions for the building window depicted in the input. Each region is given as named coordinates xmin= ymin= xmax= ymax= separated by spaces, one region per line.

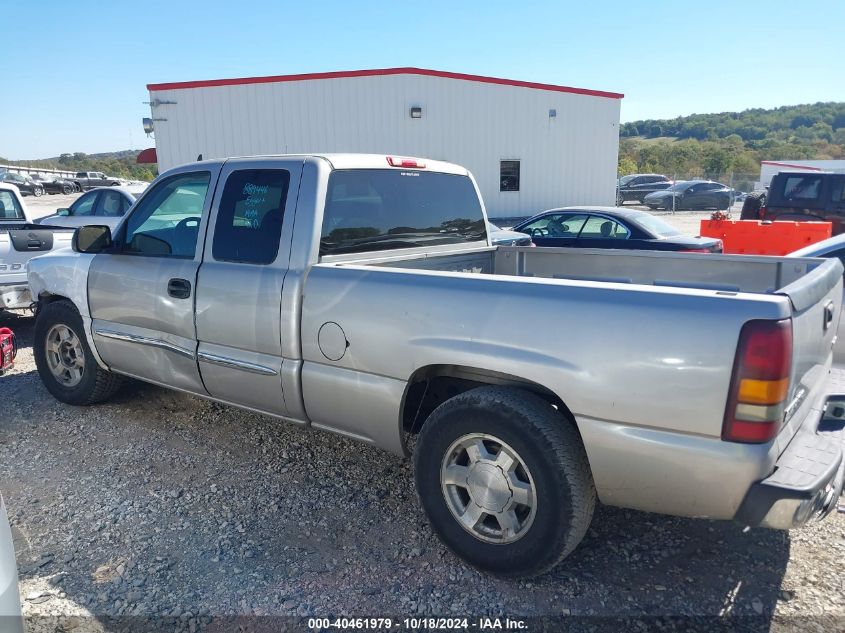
xmin=500 ymin=160 xmax=520 ymax=192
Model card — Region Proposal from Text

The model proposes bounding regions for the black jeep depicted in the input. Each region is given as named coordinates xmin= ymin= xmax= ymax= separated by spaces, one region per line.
xmin=741 ymin=171 xmax=845 ymax=234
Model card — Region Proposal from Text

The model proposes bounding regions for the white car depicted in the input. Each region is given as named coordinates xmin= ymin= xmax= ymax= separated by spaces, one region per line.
xmin=0 ymin=495 xmax=22 ymax=633
xmin=791 ymin=234 xmax=845 ymax=364
xmin=37 ymin=187 xmax=136 ymax=230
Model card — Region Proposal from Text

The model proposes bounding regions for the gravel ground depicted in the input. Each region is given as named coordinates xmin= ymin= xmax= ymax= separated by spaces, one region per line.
xmin=1 ymin=205 xmax=844 ymax=633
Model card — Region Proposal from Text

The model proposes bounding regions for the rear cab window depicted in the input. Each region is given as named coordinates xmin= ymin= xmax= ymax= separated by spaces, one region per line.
xmin=320 ymin=169 xmax=486 ymax=256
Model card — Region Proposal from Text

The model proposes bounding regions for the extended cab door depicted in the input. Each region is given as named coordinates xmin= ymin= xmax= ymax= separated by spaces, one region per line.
xmin=88 ymin=163 xmax=221 ymax=393
xmin=194 ymin=158 xmax=302 ymax=417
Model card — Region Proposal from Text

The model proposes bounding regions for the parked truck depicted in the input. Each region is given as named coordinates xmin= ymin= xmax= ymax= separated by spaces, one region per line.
xmin=72 ymin=172 xmax=121 ymax=191
xmin=1 ymin=183 xmax=73 ymax=311
xmin=27 ymin=154 xmax=845 ymax=577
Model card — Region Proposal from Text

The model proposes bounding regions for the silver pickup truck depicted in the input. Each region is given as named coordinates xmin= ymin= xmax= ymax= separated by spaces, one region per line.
xmin=27 ymin=154 xmax=845 ymax=577
xmin=1 ymin=183 xmax=74 ymax=311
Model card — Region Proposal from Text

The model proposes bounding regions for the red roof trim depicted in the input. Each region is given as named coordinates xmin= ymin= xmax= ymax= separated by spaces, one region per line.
xmin=146 ymin=67 xmax=624 ymax=99
xmin=761 ymin=160 xmax=823 ymax=171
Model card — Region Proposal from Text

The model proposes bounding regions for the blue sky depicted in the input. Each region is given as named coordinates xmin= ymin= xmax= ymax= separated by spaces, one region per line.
xmin=3 ymin=0 xmax=843 ymax=159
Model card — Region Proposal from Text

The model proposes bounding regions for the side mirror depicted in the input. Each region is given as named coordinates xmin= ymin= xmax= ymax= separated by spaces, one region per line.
xmin=57 ymin=208 xmax=70 ymax=216
xmin=73 ymin=225 xmax=112 ymax=253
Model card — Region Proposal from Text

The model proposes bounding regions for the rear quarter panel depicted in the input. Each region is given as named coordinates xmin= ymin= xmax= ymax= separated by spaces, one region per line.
xmin=300 ymin=264 xmax=790 ymax=438
xmin=299 ymin=265 xmax=793 ymax=517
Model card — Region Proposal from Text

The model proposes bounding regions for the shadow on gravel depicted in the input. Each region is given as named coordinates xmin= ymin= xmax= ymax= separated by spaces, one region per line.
xmin=0 ymin=311 xmax=34 ymax=357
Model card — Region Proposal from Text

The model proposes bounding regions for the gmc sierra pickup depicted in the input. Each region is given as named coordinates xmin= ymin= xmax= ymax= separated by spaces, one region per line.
xmin=1 ymin=183 xmax=73 ymax=311
xmin=27 ymin=154 xmax=845 ymax=577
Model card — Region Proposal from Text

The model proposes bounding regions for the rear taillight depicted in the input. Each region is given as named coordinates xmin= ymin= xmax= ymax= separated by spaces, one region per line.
xmin=722 ymin=319 xmax=792 ymax=443
xmin=386 ymin=156 xmax=426 ymax=168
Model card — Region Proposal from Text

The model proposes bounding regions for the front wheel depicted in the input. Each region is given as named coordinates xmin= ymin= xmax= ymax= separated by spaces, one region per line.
xmin=33 ymin=187 xmax=43 ymax=197
xmin=34 ymin=300 xmax=123 ymax=405
xmin=61 ymin=183 xmax=73 ymax=195
xmin=414 ymin=386 xmax=595 ymax=577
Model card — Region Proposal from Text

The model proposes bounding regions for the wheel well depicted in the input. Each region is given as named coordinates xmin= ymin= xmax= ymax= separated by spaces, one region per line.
xmin=35 ymin=293 xmax=71 ymax=315
xmin=401 ymin=365 xmax=574 ymax=435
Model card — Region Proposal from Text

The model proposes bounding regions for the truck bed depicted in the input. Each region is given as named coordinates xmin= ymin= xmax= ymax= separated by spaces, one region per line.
xmin=357 ymin=245 xmax=824 ymax=295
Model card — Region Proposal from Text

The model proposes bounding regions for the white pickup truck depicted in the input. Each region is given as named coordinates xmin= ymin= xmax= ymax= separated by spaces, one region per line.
xmin=0 ymin=183 xmax=73 ymax=311
xmin=27 ymin=154 xmax=845 ymax=577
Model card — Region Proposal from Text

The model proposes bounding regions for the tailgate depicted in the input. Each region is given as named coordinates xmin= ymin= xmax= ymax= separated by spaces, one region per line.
xmin=778 ymin=257 xmax=843 ymax=425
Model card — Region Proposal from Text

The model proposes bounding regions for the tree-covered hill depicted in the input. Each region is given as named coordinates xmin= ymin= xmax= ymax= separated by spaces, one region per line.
xmin=618 ymin=102 xmax=845 ymax=185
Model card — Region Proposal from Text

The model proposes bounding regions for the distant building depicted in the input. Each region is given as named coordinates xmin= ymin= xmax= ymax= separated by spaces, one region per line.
xmin=141 ymin=67 xmax=623 ymax=219
xmin=757 ymin=159 xmax=845 ymax=190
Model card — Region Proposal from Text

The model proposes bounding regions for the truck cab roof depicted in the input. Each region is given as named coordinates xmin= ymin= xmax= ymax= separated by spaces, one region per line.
xmin=181 ymin=153 xmax=470 ymax=176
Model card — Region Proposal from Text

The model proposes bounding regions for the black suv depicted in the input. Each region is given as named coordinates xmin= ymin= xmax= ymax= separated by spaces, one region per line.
xmin=741 ymin=171 xmax=845 ymax=234
xmin=616 ymin=174 xmax=672 ymax=205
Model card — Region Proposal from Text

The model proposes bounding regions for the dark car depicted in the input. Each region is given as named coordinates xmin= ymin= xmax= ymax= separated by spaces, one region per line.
xmin=30 ymin=174 xmax=76 ymax=195
xmin=741 ymin=171 xmax=845 ymax=234
xmin=616 ymin=173 xmax=672 ymax=205
xmin=512 ymin=207 xmax=722 ymax=252
xmin=643 ymin=180 xmax=733 ymax=211
xmin=0 ymin=172 xmax=44 ymax=197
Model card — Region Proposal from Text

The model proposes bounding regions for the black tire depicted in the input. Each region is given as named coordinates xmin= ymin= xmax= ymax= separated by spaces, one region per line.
xmin=616 ymin=192 xmax=624 ymax=206
xmin=110 ymin=181 xmax=120 ymax=186
xmin=664 ymin=198 xmax=676 ymax=211
xmin=414 ymin=386 xmax=595 ymax=577
xmin=741 ymin=191 xmax=767 ymax=220
xmin=61 ymin=183 xmax=73 ymax=195
xmin=73 ymin=182 xmax=82 ymax=192
xmin=33 ymin=187 xmax=43 ymax=197
xmin=34 ymin=300 xmax=123 ymax=405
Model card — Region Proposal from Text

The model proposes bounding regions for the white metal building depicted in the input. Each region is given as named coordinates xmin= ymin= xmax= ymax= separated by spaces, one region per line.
xmin=757 ymin=159 xmax=845 ymax=190
xmin=143 ymin=68 xmax=623 ymax=218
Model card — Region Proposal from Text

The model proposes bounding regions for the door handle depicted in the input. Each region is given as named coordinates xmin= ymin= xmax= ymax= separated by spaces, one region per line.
xmin=167 ymin=278 xmax=191 ymax=299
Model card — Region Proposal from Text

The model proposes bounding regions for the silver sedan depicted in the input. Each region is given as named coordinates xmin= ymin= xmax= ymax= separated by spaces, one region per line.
xmin=36 ymin=187 xmax=136 ymax=230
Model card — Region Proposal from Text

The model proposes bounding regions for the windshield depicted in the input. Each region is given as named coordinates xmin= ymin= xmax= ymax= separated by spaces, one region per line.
xmin=632 ymin=212 xmax=682 ymax=237
xmin=320 ymin=169 xmax=486 ymax=256
xmin=618 ymin=175 xmax=636 ymax=185
xmin=666 ymin=181 xmax=690 ymax=192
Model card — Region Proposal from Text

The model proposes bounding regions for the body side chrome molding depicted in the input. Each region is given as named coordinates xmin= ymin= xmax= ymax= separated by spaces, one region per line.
xmin=93 ymin=328 xmax=196 ymax=359
xmin=197 ymin=351 xmax=279 ymax=376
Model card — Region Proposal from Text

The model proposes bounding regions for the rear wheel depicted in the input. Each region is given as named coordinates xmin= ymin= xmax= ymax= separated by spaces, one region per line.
xmin=34 ymin=300 xmax=123 ymax=405
xmin=414 ymin=386 xmax=595 ymax=577
xmin=61 ymin=183 xmax=73 ymax=195
xmin=33 ymin=187 xmax=43 ymax=197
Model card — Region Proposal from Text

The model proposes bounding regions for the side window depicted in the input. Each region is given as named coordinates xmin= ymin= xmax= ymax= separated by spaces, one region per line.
xmin=781 ymin=175 xmax=822 ymax=201
xmin=95 ymin=190 xmax=124 ymax=217
xmin=0 ymin=191 xmax=24 ymax=220
xmin=212 ymin=169 xmax=290 ymax=265
xmin=579 ymin=216 xmax=628 ymax=239
xmin=831 ymin=177 xmax=845 ymax=205
xmin=521 ymin=214 xmax=588 ymax=237
xmin=122 ymin=171 xmax=210 ymax=258
xmin=70 ymin=192 xmax=98 ymax=216
xmin=500 ymin=160 xmax=520 ymax=192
